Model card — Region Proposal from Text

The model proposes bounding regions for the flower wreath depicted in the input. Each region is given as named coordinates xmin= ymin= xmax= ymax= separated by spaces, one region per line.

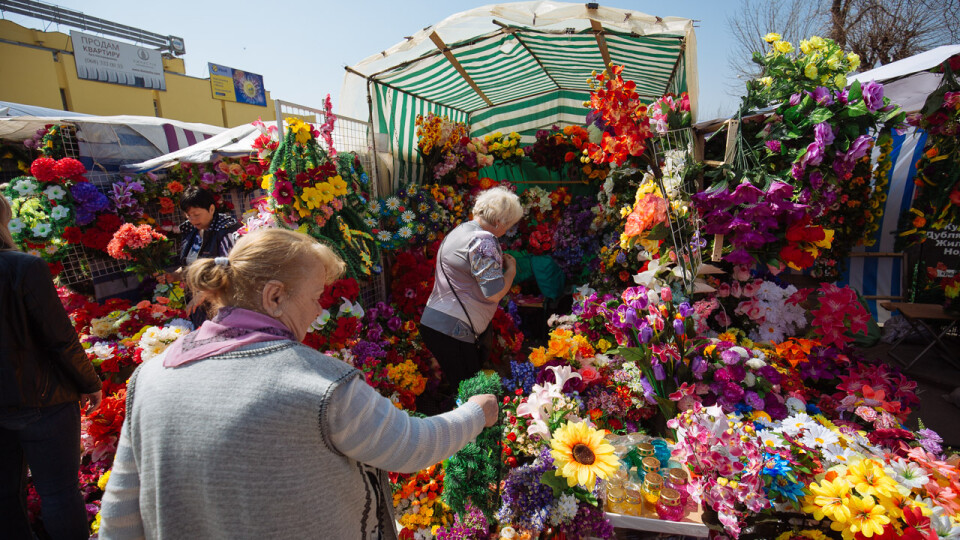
xmin=3 ymin=176 xmax=75 ymax=261
xmin=260 ymin=118 xmax=382 ymax=278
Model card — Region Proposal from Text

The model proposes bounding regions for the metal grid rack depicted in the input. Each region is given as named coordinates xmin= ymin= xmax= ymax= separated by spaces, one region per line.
xmin=651 ymin=127 xmax=694 ymax=161
xmin=274 ymin=100 xmax=386 ymax=307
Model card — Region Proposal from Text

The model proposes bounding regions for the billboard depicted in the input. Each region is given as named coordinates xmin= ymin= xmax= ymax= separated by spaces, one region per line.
xmin=71 ymin=31 xmax=166 ymax=90
xmin=208 ymin=63 xmax=267 ymax=107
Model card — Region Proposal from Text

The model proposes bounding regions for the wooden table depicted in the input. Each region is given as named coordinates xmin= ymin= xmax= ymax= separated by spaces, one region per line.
xmin=605 ymin=510 xmax=710 ymax=537
xmin=880 ymin=302 xmax=960 ymax=370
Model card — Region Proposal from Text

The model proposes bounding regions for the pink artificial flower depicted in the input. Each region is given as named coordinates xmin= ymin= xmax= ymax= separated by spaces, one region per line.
xmin=717 ymin=283 xmax=731 ymax=298
xmin=732 ymin=265 xmax=752 ymax=281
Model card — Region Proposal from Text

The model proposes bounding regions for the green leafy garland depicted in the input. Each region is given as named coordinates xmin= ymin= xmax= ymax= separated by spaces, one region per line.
xmin=441 ymin=372 xmax=503 ymax=522
xmin=3 ymin=176 xmax=74 ymax=260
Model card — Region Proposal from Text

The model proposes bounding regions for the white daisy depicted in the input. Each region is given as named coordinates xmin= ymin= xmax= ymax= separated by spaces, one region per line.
xmin=821 ymin=445 xmax=857 ymax=466
xmin=367 ymin=201 xmax=381 ymax=213
xmin=417 ymin=203 xmax=429 ymax=213
xmin=377 ymin=230 xmax=392 ymax=241
xmin=8 ymin=218 xmax=24 ymax=234
xmin=397 ymin=226 xmax=413 ymax=239
xmin=44 ymin=185 xmax=67 ymax=200
xmin=759 ymin=429 xmax=782 ymax=449
xmin=779 ymin=412 xmax=813 ymax=437
xmin=363 ymin=217 xmax=377 ymax=228
xmin=400 ymin=210 xmax=415 ymax=223
xmin=886 ymin=458 xmax=929 ymax=490
xmin=800 ymin=424 xmax=839 ymax=448
xmin=385 ymin=197 xmax=401 ymax=210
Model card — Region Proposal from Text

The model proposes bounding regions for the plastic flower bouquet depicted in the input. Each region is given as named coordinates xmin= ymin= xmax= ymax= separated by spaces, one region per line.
xmin=105 ymin=223 xmax=173 ymax=279
xmin=649 ymin=92 xmax=692 ymax=134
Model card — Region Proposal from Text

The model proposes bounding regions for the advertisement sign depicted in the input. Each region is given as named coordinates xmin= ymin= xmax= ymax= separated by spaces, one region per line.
xmin=71 ymin=31 xmax=166 ymax=90
xmin=208 ymin=63 xmax=267 ymax=107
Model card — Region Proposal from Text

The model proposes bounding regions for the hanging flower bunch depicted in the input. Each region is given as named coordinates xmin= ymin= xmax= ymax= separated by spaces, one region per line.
xmin=174 ymin=156 xmax=266 ymax=193
xmin=730 ymin=33 xmax=905 ymax=279
xmin=415 ymin=112 xmax=471 ymax=183
xmin=105 ymin=223 xmax=172 ymax=279
xmin=803 ymin=283 xmax=871 ymax=347
xmin=648 ymin=92 xmax=692 ymax=134
xmin=482 ymin=131 xmax=524 ymax=165
xmin=582 ymin=64 xmax=655 ymax=167
xmin=899 ymin=58 xmax=960 ymax=247
xmin=260 ymin=117 xmax=381 ymax=279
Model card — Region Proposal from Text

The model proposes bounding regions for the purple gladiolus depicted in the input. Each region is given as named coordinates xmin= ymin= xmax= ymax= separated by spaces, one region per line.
xmin=861 ymin=81 xmax=884 ymax=112
xmin=732 ymin=182 xmax=764 ymax=205
xmin=766 ymin=181 xmax=794 ymax=203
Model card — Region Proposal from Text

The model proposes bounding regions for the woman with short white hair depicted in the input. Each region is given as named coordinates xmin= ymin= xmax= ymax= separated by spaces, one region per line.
xmin=419 ymin=186 xmax=523 ymax=413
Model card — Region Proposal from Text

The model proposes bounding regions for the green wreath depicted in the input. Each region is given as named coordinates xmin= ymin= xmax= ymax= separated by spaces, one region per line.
xmin=3 ymin=176 xmax=74 ymax=260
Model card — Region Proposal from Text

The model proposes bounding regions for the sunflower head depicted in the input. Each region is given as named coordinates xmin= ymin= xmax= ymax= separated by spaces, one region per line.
xmin=550 ymin=421 xmax=620 ymax=490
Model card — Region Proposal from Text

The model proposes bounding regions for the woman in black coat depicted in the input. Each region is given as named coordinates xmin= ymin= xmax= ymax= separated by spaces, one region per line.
xmin=0 ymin=193 xmax=102 ymax=539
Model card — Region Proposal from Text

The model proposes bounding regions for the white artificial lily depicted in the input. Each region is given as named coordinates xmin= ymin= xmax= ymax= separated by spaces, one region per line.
xmin=337 ymin=298 xmax=364 ymax=319
xmin=311 ymin=309 xmax=331 ymax=331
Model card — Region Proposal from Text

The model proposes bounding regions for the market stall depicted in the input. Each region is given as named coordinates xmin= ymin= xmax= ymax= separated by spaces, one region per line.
xmin=3 ymin=7 xmax=959 ymax=539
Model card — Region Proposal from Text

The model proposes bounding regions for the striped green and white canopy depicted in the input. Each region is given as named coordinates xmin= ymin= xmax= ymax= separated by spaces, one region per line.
xmin=341 ymin=1 xmax=698 ymax=186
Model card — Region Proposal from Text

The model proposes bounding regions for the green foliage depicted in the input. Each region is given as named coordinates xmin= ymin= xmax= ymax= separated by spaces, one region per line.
xmin=441 ymin=372 xmax=503 ymax=522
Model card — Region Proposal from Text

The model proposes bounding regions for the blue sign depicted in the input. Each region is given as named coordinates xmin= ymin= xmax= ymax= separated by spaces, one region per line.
xmin=208 ymin=62 xmax=266 ymax=107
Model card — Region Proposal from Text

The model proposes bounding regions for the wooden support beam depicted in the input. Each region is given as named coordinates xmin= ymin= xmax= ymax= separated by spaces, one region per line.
xmin=429 ymin=31 xmax=494 ymax=107
xmin=590 ymin=19 xmax=613 ymax=69
xmin=723 ymin=119 xmax=740 ymax=165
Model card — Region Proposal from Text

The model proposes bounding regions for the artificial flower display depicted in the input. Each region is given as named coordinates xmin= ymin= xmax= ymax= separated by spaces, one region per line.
xmin=105 ymin=223 xmax=173 ymax=279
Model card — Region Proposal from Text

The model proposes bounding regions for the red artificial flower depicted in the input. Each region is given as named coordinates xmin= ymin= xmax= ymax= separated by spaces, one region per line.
xmin=30 ymin=157 xmax=57 ymax=183
xmin=47 ymin=261 xmax=64 ymax=276
xmin=53 ymin=157 xmax=87 ymax=180
xmin=62 ymin=226 xmax=82 ymax=244
xmin=158 ymin=197 xmax=175 ymax=214
xmin=84 ymin=390 xmax=126 ymax=440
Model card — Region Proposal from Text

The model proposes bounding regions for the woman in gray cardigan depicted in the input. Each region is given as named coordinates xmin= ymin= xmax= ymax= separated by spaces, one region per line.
xmin=98 ymin=228 xmax=498 ymax=540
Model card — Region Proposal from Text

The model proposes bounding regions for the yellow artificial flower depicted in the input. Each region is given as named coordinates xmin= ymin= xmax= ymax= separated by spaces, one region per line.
xmin=845 ymin=495 xmax=890 ymax=538
xmin=800 ymin=40 xmax=812 ymax=54
xmin=328 ymin=175 xmax=348 ymax=196
xmin=835 ymin=74 xmax=848 ymax=88
xmin=97 ymin=470 xmax=112 ymax=491
xmin=315 ymin=182 xmax=336 ymax=204
xmin=815 ymin=229 xmax=834 ymax=249
xmin=286 ymin=118 xmax=312 ymax=145
xmin=805 ymin=63 xmax=819 ymax=80
xmin=764 ymin=32 xmax=782 ymax=43
xmin=809 ymin=36 xmax=826 ymax=50
xmin=529 ymin=346 xmax=549 ymax=367
xmin=759 ymin=76 xmax=773 ymax=87
xmin=596 ymin=338 xmax=612 ymax=353
xmin=775 ymin=41 xmax=794 ymax=54
xmin=301 ymin=186 xmax=324 ymax=210
xmin=550 ymin=421 xmax=620 ymax=489
xmin=847 ymin=53 xmax=861 ymax=71
xmin=846 ymin=459 xmax=898 ymax=500
xmin=803 ymin=477 xmax=852 ymax=522
xmin=261 ymin=173 xmax=274 ymax=190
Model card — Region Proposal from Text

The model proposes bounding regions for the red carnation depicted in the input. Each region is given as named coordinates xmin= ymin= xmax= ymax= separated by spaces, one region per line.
xmin=62 ymin=226 xmax=82 ymax=244
xmin=53 ymin=157 xmax=87 ymax=180
xmin=30 ymin=157 xmax=58 ymax=183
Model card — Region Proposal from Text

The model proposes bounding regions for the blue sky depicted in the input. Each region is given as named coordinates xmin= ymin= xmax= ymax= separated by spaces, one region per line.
xmin=3 ymin=0 xmax=746 ymax=120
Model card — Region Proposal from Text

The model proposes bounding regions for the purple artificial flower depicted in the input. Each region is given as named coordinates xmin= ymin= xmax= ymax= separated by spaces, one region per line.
xmin=799 ymin=188 xmax=812 ymax=204
xmin=652 ymin=362 xmax=666 ymax=381
xmin=791 ymin=162 xmax=805 ymax=181
xmin=766 ymin=140 xmax=782 ymax=153
xmin=765 ymin=393 xmax=789 ymax=420
xmin=639 ymin=376 xmax=657 ymax=404
xmin=834 ymin=88 xmax=849 ymax=105
xmin=386 ymin=316 xmax=402 ymax=333
xmin=802 ymin=141 xmax=825 ymax=167
xmin=724 ymin=248 xmax=755 ymax=265
xmin=366 ymin=324 xmax=383 ymax=342
xmin=745 ymin=390 xmax=765 ymax=410
xmin=701 ymin=210 xmax=735 ymax=235
xmin=809 ymin=170 xmax=824 ymax=190
xmin=861 ymin=81 xmax=884 ymax=112
xmin=639 ymin=323 xmax=653 ymax=344
xmin=672 ymin=317 xmax=685 ymax=336
xmin=691 ymin=355 xmax=708 ymax=377
xmin=678 ymin=302 xmax=693 ymax=318
xmin=721 ymin=381 xmax=745 ymax=405
xmin=766 ymin=181 xmax=794 ymax=203
xmin=811 ymin=87 xmax=834 ymax=106
xmin=789 ymin=93 xmax=803 ymax=106
xmin=846 ymin=135 xmax=873 ymax=161
xmin=721 ymin=349 xmax=741 ymax=365
xmin=758 ymin=365 xmax=781 ymax=385
xmin=814 ymin=122 xmax=835 ymax=147
xmin=200 ymin=172 xmax=215 ymax=186
xmin=732 ymin=182 xmax=764 ymax=205
xmin=916 ymin=428 xmax=943 ymax=456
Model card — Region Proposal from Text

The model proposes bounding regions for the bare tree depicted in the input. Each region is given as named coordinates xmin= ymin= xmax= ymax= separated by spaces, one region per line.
xmin=728 ymin=0 xmax=960 ymax=77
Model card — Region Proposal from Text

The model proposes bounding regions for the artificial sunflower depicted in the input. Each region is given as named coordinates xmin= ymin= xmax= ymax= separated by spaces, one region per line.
xmin=550 ymin=421 xmax=620 ymax=489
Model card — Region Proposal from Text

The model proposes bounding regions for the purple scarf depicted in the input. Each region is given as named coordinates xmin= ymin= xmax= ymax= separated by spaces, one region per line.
xmin=163 ymin=307 xmax=296 ymax=367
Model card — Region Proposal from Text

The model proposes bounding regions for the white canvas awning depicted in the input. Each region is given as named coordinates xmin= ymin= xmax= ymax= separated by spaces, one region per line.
xmin=123 ymin=123 xmax=262 ymax=172
xmin=850 ymin=44 xmax=960 ymax=113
